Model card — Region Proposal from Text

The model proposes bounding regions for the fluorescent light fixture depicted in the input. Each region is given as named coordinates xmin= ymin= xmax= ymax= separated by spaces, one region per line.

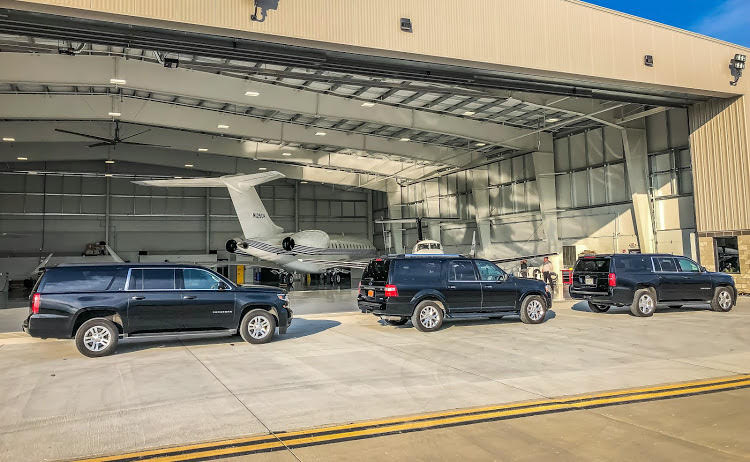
xmin=108 ymin=112 xmax=121 ymax=117
xmin=105 ymin=173 xmax=113 ymax=177
xmin=217 ymin=124 xmax=230 ymax=129
xmin=475 ymin=142 xmax=487 ymax=147
xmin=361 ymin=102 xmax=376 ymax=107
xmin=174 ymin=176 xmax=183 ymax=179
xmin=105 ymin=160 xmax=116 ymax=164
xmin=315 ymin=131 xmax=327 ymax=136
xmin=399 ymin=137 xmax=411 ymax=142
xmin=282 ymin=152 xmax=292 ymax=156
xmin=463 ymin=111 xmax=476 ymax=116
xmin=547 ymin=118 xmax=561 ymax=123
xmin=2 ymin=137 xmax=15 ymax=142
xmin=244 ymin=91 xmax=260 ymax=97
xmin=28 ymin=171 xmax=38 ymax=175
xmin=184 ymin=163 xmax=194 ymax=168
xmin=198 ymin=148 xmax=208 ymax=152
xmin=17 ymin=156 xmax=28 ymax=160
xmin=300 ymin=181 xmax=309 ymax=184
xmin=258 ymin=167 xmax=267 ymax=171
xmin=109 ymin=78 xmax=127 ymax=85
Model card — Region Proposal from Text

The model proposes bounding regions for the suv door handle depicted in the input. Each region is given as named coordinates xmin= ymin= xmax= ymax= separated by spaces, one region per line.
xmin=448 ymin=285 xmax=457 ymax=290
xmin=131 ymin=296 xmax=145 ymax=300
xmin=183 ymin=295 xmax=196 ymax=300
xmin=483 ymin=285 xmax=493 ymax=289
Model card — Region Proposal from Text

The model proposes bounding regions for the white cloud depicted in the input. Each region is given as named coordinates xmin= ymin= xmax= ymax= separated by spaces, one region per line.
xmin=691 ymin=0 xmax=750 ymax=45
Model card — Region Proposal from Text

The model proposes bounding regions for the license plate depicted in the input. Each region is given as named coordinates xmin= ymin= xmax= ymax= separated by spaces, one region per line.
xmin=585 ymin=277 xmax=594 ymax=285
xmin=368 ymin=290 xmax=374 ymax=297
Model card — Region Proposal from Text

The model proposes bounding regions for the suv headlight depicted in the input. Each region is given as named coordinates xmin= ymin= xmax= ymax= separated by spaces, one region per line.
xmin=277 ymin=293 xmax=289 ymax=302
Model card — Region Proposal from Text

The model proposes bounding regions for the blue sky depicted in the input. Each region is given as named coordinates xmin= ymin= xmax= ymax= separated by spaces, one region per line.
xmin=586 ymin=0 xmax=750 ymax=47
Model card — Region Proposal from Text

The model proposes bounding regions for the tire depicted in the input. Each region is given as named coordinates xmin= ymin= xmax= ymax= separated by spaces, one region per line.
xmin=335 ymin=273 xmax=342 ymax=284
xmin=240 ymin=309 xmax=277 ymax=344
xmin=631 ymin=288 xmax=657 ymax=317
xmin=520 ymin=295 xmax=548 ymax=324
xmin=411 ymin=300 xmax=444 ymax=332
xmin=385 ymin=317 xmax=409 ymax=326
xmin=75 ymin=318 xmax=119 ymax=358
xmin=711 ymin=287 xmax=734 ymax=312
xmin=588 ymin=302 xmax=610 ymax=313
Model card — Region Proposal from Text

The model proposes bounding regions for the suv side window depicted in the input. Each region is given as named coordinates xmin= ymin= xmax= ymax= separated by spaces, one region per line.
xmin=475 ymin=260 xmax=506 ymax=281
xmin=391 ymin=260 xmax=442 ymax=284
xmin=676 ymin=257 xmax=700 ymax=273
xmin=128 ymin=268 xmax=176 ymax=290
xmin=449 ymin=260 xmax=478 ymax=281
xmin=653 ymin=257 xmax=678 ymax=273
xmin=182 ymin=268 xmax=224 ymax=290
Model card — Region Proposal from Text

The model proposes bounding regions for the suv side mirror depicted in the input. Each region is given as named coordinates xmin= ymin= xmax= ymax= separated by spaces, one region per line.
xmin=497 ymin=274 xmax=508 ymax=282
xmin=218 ymin=282 xmax=230 ymax=291
xmin=701 ymin=266 xmax=708 ymax=273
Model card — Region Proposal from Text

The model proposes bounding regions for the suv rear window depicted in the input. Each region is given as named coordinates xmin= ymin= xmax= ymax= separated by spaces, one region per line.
xmin=39 ymin=267 xmax=119 ymax=293
xmin=391 ymin=260 xmax=443 ymax=284
xmin=574 ymin=258 xmax=611 ymax=273
xmin=362 ymin=260 xmax=390 ymax=283
xmin=615 ymin=255 xmax=653 ymax=272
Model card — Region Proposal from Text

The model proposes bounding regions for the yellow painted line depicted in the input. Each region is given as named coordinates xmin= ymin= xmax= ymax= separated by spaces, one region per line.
xmin=74 ymin=374 xmax=750 ymax=462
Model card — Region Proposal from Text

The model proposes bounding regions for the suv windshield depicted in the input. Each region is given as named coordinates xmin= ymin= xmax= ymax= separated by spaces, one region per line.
xmin=362 ymin=259 xmax=390 ymax=283
xmin=574 ymin=258 xmax=611 ymax=273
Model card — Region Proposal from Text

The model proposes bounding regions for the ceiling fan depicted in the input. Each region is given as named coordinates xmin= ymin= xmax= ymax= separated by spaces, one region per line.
xmin=55 ymin=121 xmax=170 ymax=149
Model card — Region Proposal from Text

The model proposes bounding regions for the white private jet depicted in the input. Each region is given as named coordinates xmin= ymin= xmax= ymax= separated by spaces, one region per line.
xmin=134 ymin=172 xmax=378 ymax=282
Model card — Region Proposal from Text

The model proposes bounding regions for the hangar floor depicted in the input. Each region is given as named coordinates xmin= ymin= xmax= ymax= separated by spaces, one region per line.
xmin=0 ymin=297 xmax=748 ymax=461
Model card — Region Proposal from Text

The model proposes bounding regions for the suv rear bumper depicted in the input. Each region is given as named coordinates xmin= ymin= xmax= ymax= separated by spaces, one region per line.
xmin=569 ymin=286 xmax=633 ymax=305
xmin=23 ymin=314 xmax=73 ymax=339
xmin=358 ymin=300 xmax=386 ymax=315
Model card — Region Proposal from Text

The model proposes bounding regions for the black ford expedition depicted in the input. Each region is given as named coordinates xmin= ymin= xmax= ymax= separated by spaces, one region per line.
xmin=569 ymin=254 xmax=736 ymax=317
xmin=23 ymin=264 xmax=292 ymax=357
xmin=358 ymin=255 xmax=552 ymax=331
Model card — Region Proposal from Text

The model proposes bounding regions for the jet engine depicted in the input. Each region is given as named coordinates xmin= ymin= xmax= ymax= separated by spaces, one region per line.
xmin=225 ymin=238 xmax=249 ymax=253
xmin=282 ymin=230 xmax=330 ymax=252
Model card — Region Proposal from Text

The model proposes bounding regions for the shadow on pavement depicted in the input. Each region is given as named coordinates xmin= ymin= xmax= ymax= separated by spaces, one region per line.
xmin=378 ymin=310 xmax=557 ymax=330
xmin=571 ymin=300 xmax=712 ymax=315
xmin=114 ymin=318 xmax=341 ymax=355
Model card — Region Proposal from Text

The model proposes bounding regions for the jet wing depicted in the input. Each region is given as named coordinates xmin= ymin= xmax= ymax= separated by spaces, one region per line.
xmin=240 ymin=239 xmax=374 ymax=257
xmin=293 ymin=258 xmax=372 ymax=270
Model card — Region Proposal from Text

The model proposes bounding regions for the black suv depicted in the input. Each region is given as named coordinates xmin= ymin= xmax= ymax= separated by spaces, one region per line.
xmin=23 ymin=264 xmax=292 ymax=357
xmin=569 ymin=254 xmax=736 ymax=317
xmin=358 ymin=255 xmax=552 ymax=331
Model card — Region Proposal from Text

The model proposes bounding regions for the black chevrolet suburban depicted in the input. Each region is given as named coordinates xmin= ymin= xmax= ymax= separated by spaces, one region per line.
xmin=23 ymin=264 xmax=292 ymax=357
xmin=358 ymin=255 xmax=552 ymax=331
xmin=569 ymin=254 xmax=736 ymax=317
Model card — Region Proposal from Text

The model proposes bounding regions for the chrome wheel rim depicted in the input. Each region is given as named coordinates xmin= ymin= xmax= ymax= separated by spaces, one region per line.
xmin=527 ymin=300 xmax=545 ymax=321
xmin=420 ymin=306 xmax=440 ymax=329
xmin=638 ymin=294 xmax=654 ymax=314
xmin=248 ymin=316 xmax=271 ymax=339
xmin=83 ymin=326 xmax=111 ymax=352
xmin=718 ymin=290 xmax=732 ymax=310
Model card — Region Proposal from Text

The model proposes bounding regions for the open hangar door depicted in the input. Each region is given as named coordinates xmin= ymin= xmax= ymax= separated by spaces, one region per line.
xmin=0 ymin=7 xmax=712 ymax=277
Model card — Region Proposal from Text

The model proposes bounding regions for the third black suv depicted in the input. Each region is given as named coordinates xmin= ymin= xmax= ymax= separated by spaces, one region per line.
xmin=358 ymin=255 xmax=551 ymax=331
xmin=569 ymin=254 xmax=736 ymax=317
xmin=24 ymin=263 xmax=292 ymax=357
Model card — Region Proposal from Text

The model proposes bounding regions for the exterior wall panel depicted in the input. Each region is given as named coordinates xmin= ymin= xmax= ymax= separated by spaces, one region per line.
xmin=689 ymin=97 xmax=750 ymax=233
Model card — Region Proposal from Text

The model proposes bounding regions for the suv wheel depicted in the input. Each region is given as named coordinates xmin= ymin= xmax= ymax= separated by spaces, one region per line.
xmin=75 ymin=318 xmax=118 ymax=357
xmin=587 ymin=302 xmax=610 ymax=313
xmin=631 ymin=289 xmax=656 ymax=317
xmin=711 ymin=287 xmax=734 ymax=312
xmin=520 ymin=295 xmax=547 ymax=324
xmin=240 ymin=309 xmax=277 ymax=344
xmin=385 ymin=317 xmax=409 ymax=326
xmin=412 ymin=301 xmax=444 ymax=332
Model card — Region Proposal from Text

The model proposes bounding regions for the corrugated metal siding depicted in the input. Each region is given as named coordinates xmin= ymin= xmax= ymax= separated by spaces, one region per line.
xmin=689 ymin=97 xmax=750 ymax=233
xmin=14 ymin=0 xmax=750 ymax=95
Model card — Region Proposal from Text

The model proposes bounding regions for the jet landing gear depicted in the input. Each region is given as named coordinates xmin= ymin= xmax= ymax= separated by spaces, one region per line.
xmin=322 ymin=270 xmax=347 ymax=286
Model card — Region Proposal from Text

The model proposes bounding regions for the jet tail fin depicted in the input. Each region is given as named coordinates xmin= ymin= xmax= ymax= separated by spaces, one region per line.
xmin=134 ymin=172 xmax=285 ymax=239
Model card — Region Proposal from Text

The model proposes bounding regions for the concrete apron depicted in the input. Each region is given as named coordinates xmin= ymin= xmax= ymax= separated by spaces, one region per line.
xmin=0 ymin=298 xmax=748 ymax=461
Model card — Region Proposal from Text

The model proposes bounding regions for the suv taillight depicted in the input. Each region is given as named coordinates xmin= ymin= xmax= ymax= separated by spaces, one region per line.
xmin=608 ymin=273 xmax=617 ymax=287
xmin=384 ymin=284 xmax=399 ymax=297
xmin=31 ymin=293 xmax=41 ymax=314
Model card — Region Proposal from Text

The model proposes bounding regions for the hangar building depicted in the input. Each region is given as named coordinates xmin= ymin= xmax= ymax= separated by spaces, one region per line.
xmin=0 ymin=0 xmax=748 ymax=290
